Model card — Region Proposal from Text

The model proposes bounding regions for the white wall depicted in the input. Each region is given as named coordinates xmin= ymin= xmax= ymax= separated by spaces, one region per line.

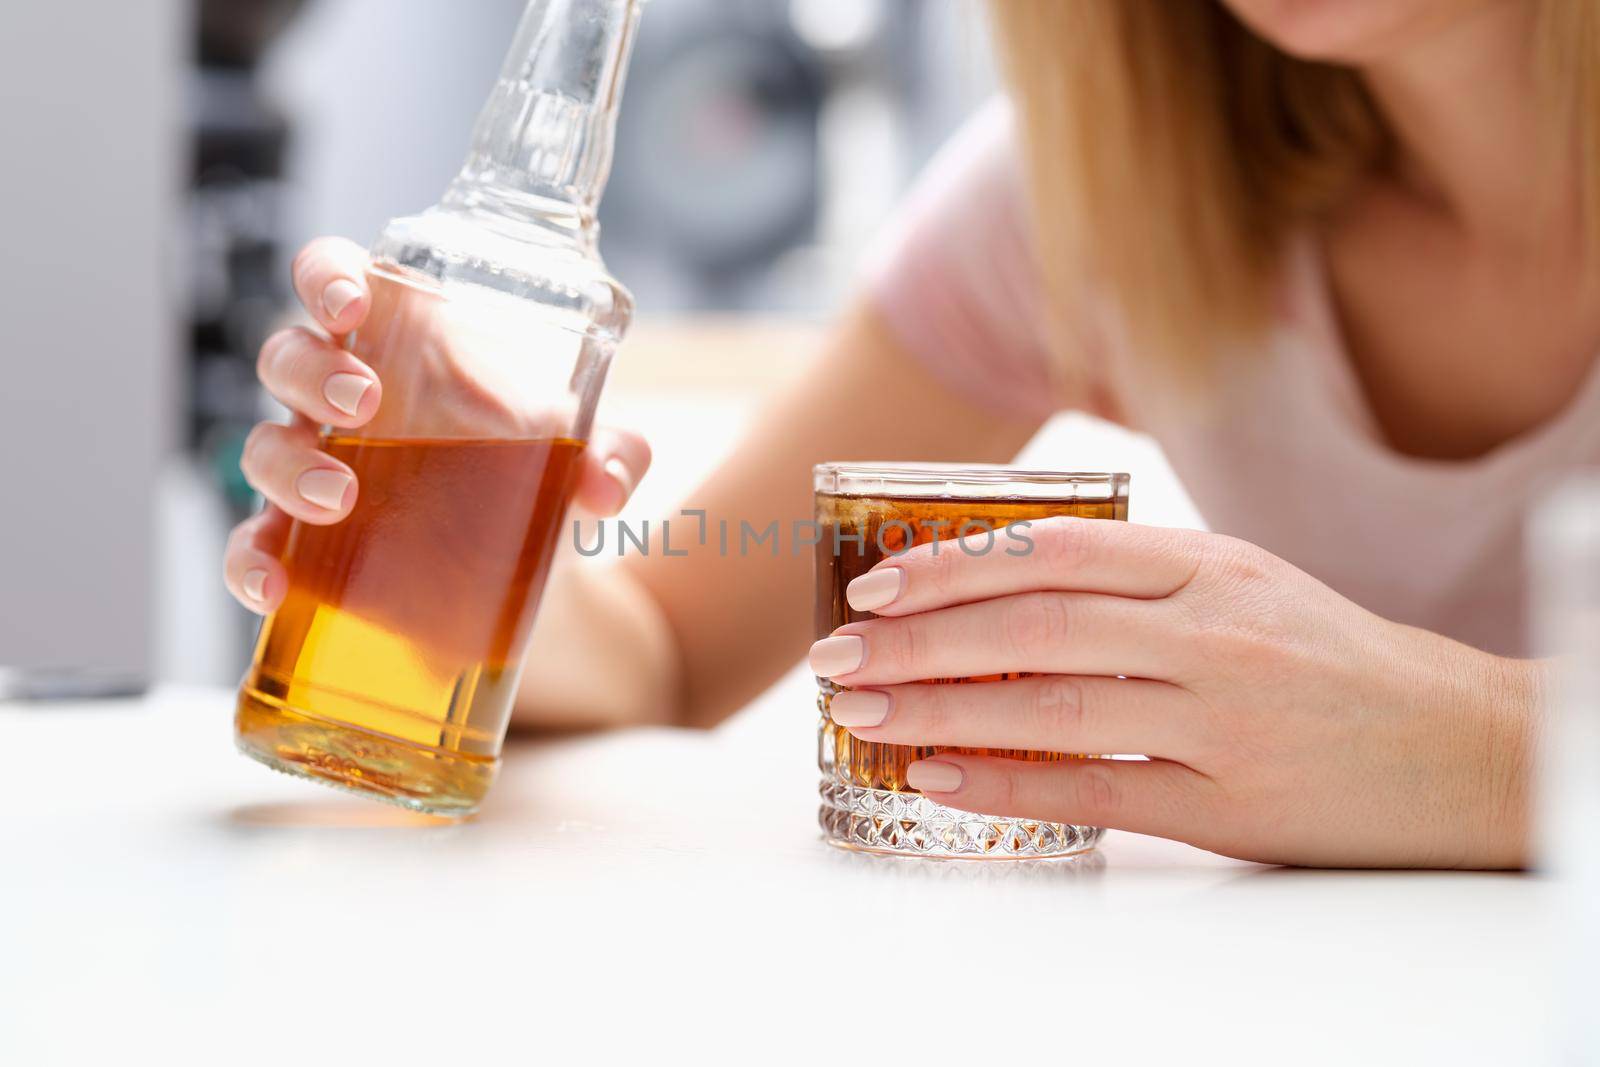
xmin=0 ymin=1 xmax=184 ymax=692
xmin=261 ymin=0 xmax=528 ymax=250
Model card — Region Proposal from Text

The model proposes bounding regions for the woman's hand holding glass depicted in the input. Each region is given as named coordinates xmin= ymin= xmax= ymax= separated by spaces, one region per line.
xmin=811 ymin=517 xmax=1538 ymax=868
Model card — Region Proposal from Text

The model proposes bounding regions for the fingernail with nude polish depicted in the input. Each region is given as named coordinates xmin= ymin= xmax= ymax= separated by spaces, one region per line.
xmin=907 ymin=760 xmax=964 ymax=794
xmin=242 ymin=569 xmax=269 ymax=603
xmin=323 ymin=373 xmax=372 ymax=416
xmin=808 ymin=635 xmax=863 ymax=677
xmin=322 ymin=279 xmax=363 ymax=321
xmin=297 ymin=469 xmax=353 ymax=511
xmin=829 ymin=689 xmax=890 ymax=728
xmin=603 ymin=456 xmax=634 ymax=509
xmin=846 ymin=567 xmax=903 ymax=612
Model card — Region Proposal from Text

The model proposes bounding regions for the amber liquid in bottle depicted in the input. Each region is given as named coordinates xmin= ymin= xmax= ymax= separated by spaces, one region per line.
xmin=236 ymin=435 xmax=584 ymax=813
xmin=815 ymin=492 xmax=1125 ymax=792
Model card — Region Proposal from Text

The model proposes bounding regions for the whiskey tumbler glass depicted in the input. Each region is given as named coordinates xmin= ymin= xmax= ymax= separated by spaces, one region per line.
xmin=814 ymin=463 xmax=1130 ymax=859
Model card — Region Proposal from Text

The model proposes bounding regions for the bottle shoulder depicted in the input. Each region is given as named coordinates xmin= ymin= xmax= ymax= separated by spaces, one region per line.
xmin=370 ymin=207 xmax=633 ymax=342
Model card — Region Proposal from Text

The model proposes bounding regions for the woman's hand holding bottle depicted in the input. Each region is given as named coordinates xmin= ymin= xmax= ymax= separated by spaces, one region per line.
xmin=223 ymin=236 xmax=651 ymax=615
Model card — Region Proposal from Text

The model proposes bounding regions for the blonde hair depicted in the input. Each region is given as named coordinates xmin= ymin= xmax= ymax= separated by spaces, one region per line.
xmin=986 ymin=0 xmax=1600 ymax=383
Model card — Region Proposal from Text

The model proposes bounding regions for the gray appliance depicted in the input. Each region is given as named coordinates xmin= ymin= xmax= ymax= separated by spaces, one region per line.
xmin=0 ymin=2 xmax=183 ymax=697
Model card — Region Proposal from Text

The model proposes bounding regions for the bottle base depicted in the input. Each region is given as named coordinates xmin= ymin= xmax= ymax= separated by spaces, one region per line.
xmin=819 ymin=779 xmax=1102 ymax=860
xmin=235 ymin=687 xmax=496 ymax=818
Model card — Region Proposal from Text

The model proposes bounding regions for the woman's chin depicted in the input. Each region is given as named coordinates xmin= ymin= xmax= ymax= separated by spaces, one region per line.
xmin=1220 ymin=0 xmax=1506 ymax=66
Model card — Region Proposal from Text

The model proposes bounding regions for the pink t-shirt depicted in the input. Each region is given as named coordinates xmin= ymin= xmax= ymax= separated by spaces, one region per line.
xmin=868 ymin=103 xmax=1600 ymax=656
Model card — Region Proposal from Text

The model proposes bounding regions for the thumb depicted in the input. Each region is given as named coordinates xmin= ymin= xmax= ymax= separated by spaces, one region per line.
xmin=571 ymin=425 xmax=651 ymax=517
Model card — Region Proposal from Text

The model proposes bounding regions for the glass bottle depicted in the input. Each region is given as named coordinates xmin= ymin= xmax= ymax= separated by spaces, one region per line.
xmin=235 ymin=0 xmax=644 ymax=816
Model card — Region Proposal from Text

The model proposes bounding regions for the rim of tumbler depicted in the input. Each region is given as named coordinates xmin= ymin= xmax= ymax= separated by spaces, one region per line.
xmin=814 ymin=462 xmax=1129 ymax=501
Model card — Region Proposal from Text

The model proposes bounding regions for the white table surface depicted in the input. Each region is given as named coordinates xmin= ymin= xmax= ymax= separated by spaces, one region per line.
xmin=0 ymin=674 xmax=1553 ymax=1064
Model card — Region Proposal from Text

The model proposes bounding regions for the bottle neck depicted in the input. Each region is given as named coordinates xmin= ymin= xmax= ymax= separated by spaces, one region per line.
xmin=441 ymin=0 xmax=641 ymax=248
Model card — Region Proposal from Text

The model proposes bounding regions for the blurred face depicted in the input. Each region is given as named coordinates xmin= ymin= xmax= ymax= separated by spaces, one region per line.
xmin=1218 ymin=0 xmax=1521 ymax=62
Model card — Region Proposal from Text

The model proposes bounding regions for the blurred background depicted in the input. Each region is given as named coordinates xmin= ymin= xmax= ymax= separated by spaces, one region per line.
xmin=0 ymin=0 xmax=1189 ymax=696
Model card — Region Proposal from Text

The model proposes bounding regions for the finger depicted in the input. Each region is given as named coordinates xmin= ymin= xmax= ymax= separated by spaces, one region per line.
xmin=290 ymin=236 xmax=371 ymax=334
xmin=829 ymin=675 xmax=1207 ymax=762
xmin=809 ymin=591 xmax=1183 ymax=685
xmin=905 ymin=753 xmax=1216 ymax=843
xmin=226 ymin=502 xmax=293 ymax=558
xmin=844 ymin=516 xmax=1206 ymax=617
xmin=239 ymin=419 xmax=358 ymax=525
xmin=572 ymin=426 xmax=652 ymax=516
xmin=224 ymin=507 xmax=293 ymax=613
xmin=257 ymin=327 xmax=381 ymax=428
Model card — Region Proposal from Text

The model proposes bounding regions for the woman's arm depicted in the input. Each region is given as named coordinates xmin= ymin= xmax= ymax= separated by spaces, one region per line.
xmin=230 ymin=113 xmax=1062 ymax=734
xmin=225 ymin=240 xmax=1053 ymax=733
xmin=515 ymin=302 xmax=1046 ymax=730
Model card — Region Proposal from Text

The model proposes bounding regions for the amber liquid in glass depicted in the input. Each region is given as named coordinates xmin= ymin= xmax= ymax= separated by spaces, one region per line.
xmin=815 ymin=491 xmax=1125 ymax=792
xmin=236 ymin=435 xmax=584 ymax=814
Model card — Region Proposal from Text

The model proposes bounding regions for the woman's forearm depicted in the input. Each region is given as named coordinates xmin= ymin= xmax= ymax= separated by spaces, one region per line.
xmin=1479 ymin=652 xmax=1547 ymax=868
xmin=514 ymin=304 xmax=1044 ymax=734
xmin=625 ymin=305 xmax=1043 ymax=730
xmin=513 ymin=561 xmax=684 ymax=731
